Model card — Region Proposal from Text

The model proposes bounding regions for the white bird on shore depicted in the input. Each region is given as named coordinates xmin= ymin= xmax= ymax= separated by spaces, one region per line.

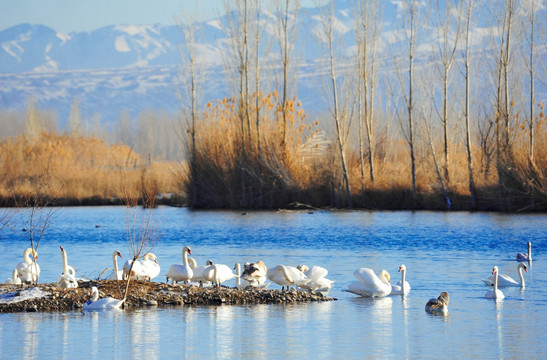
xmin=241 ymin=261 xmax=269 ymax=288
xmin=267 ymin=265 xmax=309 ymax=291
xmin=6 ymin=269 xmax=22 ymax=285
xmin=139 ymin=253 xmax=161 ymax=281
xmin=83 ymin=286 xmax=125 ymax=311
xmin=15 ymin=248 xmax=40 ymax=285
xmin=57 ymin=246 xmax=78 ymax=289
xmin=296 ymin=265 xmax=334 ymax=293
xmin=202 ymin=263 xmax=238 ymax=288
xmin=166 ymin=245 xmax=193 ymax=284
xmin=188 ymin=258 xmax=213 ymax=285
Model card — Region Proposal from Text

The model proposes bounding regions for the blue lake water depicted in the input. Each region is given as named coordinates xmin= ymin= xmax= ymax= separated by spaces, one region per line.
xmin=0 ymin=207 xmax=546 ymax=359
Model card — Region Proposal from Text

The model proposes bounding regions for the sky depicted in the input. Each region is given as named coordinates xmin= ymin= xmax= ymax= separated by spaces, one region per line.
xmin=0 ymin=0 xmax=323 ymax=33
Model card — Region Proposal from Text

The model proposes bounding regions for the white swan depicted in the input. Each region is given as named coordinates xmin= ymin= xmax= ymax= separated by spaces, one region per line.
xmin=122 ymin=257 xmax=143 ymax=280
xmin=241 ymin=261 xmax=268 ymax=288
xmin=425 ymin=292 xmax=450 ymax=315
xmin=107 ymin=251 xmax=123 ymax=280
xmin=83 ymin=286 xmax=125 ymax=311
xmin=166 ymin=245 xmax=193 ymax=284
xmin=57 ymin=246 xmax=78 ymax=289
xmin=482 ymin=263 xmax=527 ymax=288
xmin=6 ymin=269 xmax=22 ymax=285
xmin=296 ymin=265 xmax=334 ymax=293
xmin=516 ymin=241 xmax=532 ymax=261
xmin=485 ymin=266 xmax=505 ymax=300
xmin=202 ymin=263 xmax=238 ymax=288
xmin=390 ymin=264 xmax=411 ymax=295
xmin=139 ymin=253 xmax=161 ymax=281
xmin=344 ymin=268 xmax=391 ymax=298
xmin=188 ymin=258 xmax=213 ymax=285
xmin=15 ymin=248 xmax=40 ymax=285
xmin=267 ymin=264 xmax=310 ymax=291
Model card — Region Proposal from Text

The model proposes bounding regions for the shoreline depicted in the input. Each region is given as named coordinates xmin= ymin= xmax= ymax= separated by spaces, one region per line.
xmin=0 ymin=280 xmax=336 ymax=313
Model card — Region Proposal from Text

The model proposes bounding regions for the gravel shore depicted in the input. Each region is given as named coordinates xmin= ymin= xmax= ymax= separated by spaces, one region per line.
xmin=0 ymin=280 xmax=336 ymax=313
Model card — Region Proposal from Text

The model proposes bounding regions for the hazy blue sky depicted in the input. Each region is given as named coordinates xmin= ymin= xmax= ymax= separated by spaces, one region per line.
xmin=0 ymin=0 xmax=324 ymax=33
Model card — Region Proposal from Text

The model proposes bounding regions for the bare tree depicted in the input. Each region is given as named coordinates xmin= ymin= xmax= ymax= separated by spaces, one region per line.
xmin=355 ymin=0 xmax=380 ymax=205
xmin=462 ymin=0 xmax=477 ymax=208
xmin=315 ymin=0 xmax=352 ymax=206
xmin=522 ymin=0 xmax=541 ymax=162
xmin=274 ymin=0 xmax=300 ymax=152
xmin=176 ymin=9 xmax=203 ymax=207
xmin=223 ymin=0 xmax=252 ymax=208
xmin=433 ymin=0 xmax=463 ymax=184
xmin=396 ymin=0 xmax=423 ymax=208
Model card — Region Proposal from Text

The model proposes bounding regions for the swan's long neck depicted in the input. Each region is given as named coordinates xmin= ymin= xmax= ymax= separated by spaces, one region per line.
xmin=91 ymin=289 xmax=99 ymax=302
xmin=23 ymin=248 xmax=33 ymax=264
xmin=528 ymin=243 xmax=532 ymax=260
xmin=400 ymin=269 xmax=406 ymax=287
xmin=182 ymin=248 xmax=188 ymax=266
xmin=235 ymin=263 xmax=241 ymax=286
xmin=112 ymin=253 xmax=119 ymax=279
xmin=61 ymin=249 xmax=69 ymax=275
xmin=493 ymin=269 xmax=499 ymax=296
xmin=518 ymin=265 xmax=525 ymax=288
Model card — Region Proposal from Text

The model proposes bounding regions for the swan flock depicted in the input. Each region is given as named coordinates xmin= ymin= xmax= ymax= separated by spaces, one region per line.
xmin=5 ymin=241 xmax=535 ymax=314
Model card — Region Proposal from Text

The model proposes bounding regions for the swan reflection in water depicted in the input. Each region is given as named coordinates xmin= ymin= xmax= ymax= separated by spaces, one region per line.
xmin=350 ymin=296 xmax=394 ymax=350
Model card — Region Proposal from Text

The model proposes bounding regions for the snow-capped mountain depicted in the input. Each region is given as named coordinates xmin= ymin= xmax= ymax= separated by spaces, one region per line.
xmin=0 ymin=1 xmax=545 ymax=129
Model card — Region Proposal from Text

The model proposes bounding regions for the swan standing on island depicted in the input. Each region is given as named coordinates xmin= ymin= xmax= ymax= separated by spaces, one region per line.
xmin=267 ymin=264 xmax=310 ymax=291
xmin=122 ymin=257 xmax=143 ymax=280
xmin=242 ymin=261 xmax=268 ymax=288
xmin=139 ymin=253 xmax=161 ymax=281
xmin=296 ymin=265 xmax=334 ymax=293
xmin=485 ymin=266 xmax=505 ymax=300
xmin=6 ymin=269 xmax=22 ymax=285
xmin=344 ymin=268 xmax=392 ymax=298
xmin=107 ymin=251 xmax=123 ymax=280
xmin=57 ymin=246 xmax=78 ymax=289
xmin=516 ymin=241 xmax=532 ymax=261
xmin=425 ymin=292 xmax=450 ymax=314
xmin=166 ymin=245 xmax=193 ymax=284
xmin=482 ymin=263 xmax=527 ymax=288
xmin=188 ymin=258 xmax=213 ymax=286
xmin=83 ymin=286 xmax=125 ymax=311
xmin=15 ymin=248 xmax=40 ymax=285
xmin=390 ymin=264 xmax=411 ymax=295
xmin=202 ymin=263 xmax=238 ymax=288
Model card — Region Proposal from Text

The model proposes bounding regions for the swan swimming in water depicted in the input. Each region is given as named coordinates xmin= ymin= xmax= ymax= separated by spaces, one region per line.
xmin=390 ymin=264 xmax=411 ymax=295
xmin=485 ymin=266 xmax=505 ymax=300
xmin=166 ymin=246 xmax=193 ymax=284
xmin=107 ymin=251 xmax=123 ymax=280
xmin=83 ymin=286 xmax=125 ymax=311
xmin=296 ymin=265 xmax=334 ymax=293
xmin=516 ymin=241 xmax=532 ymax=262
xmin=267 ymin=265 xmax=310 ymax=291
xmin=57 ymin=246 xmax=78 ymax=289
xmin=15 ymin=248 xmax=40 ymax=285
xmin=425 ymin=292 xmax=450 ymax=315
xmin=344 ymin=268 xmax=392 ymax=298
xmin=482 ymin=263 xmax=527 ymax=288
